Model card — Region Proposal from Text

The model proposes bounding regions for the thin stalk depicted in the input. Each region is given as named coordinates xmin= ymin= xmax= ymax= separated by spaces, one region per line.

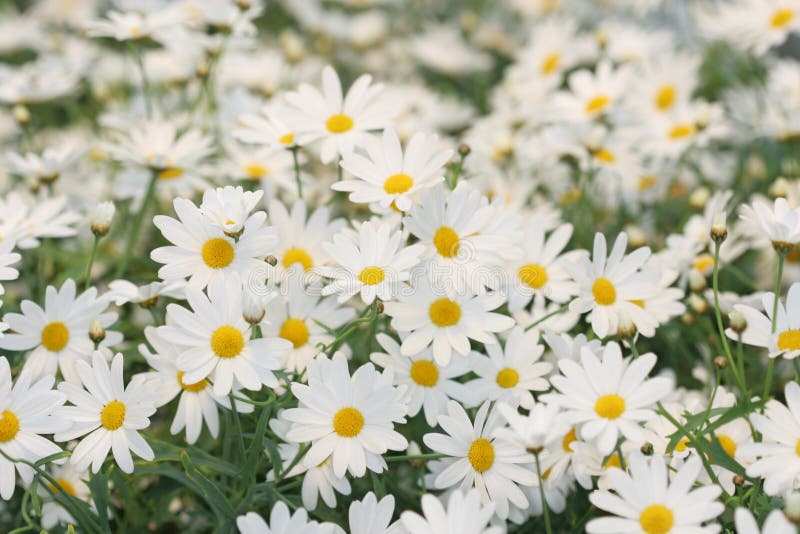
xmin=525 ymin=302 xmax=571 ymax=332
xmin=84 ymin=235 xmax=100 ymax=291
xmin=116 ymin=170 xmax=158 ymax=277
xmin=764 ymin=251 xmax=786 ymax=399
xmin=291 ymin=146 xmax=302 ymax=198
xmin=534 ymin=453 xmax=552 ymax=534
xmin=711 ymin=241 xmax=746 ymax=395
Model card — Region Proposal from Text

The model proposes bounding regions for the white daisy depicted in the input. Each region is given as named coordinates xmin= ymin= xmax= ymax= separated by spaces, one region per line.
xmin=200 ymin=185 xmax=264 ymax=236
xmin=38 ymin=463 xmax=92 ymax=529
xmin=55 ymin=352 xmax=157 ymax=474
xmin=106 ymin=280 xmax=186 ymax=307
xmin=0 ymin=192 xmax=80 ymax=250
xmin=739 ymin=196 xmax=800 ymax=248
xmin=727 ymin=282 xmax=800 ymax=359
xmin=0 ymin=357 xmax=68 ymax=500
xmin=383 ymin=274 xmax=515 ymax=365
xmin=236 ymin=501 xmax=327 ymax=534
xmin=399 ymin=489 xmax=502 ymax=534
xmin=739 ymin=380 xmax=800 ymax=496
xmin=370 ymin=332 xmax=471 ymax=426
xmin=137 ymin=326 xmax=254 ymax=444
xmin=547 ymin=342 xmax=673 ymax=454
xmin=152 ymin=197 xmax=278 ymax=290
xmin=282 ymin=353 xmax=408 ymax=478
xmin=734 ymin=508 xmax=796 ymax=534
xmin=284 ymin=65 xmax=394 ymax=164
xmin=0 ymin=279 xmax=122 ymax=382
xmin=159 ymin=277 xmax=291 ymax=396
xmin=553 ymin=61 xmax=631 ymax=123
xmin=336 ymin=128 xmax=452 ymax=212
xmin=0 ymin=238 xmax=20 ymax=296
xmin=316 ymin=220 xmax=424 ymax=304
xmin=343 ymin=492 xmax=402 ymax=534
xmin=465 ymin=327 xmax=552 ymax=409
xmin=422 ymin=400 xmax=536 ymax=519
xmin=86 ymin=9 xmax=185 ymax=42
xmin=587 ymin=453 xmax=724 ymax=534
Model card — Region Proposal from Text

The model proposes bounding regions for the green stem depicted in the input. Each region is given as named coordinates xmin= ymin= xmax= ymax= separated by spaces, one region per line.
xmin=385 ymin=453 xmax=445 ymax=462
xmin=711 ymin=241 xmax=746 ymax=395
xmin=614 ymin=441 xmax=627 ymax=472
xmin=764 ymin=252 xmax=786 ymax=400
xmin=291 ymin=146 xmax=302 ymax=198
xmin=128 ymin=43 xmax=152 ymax=118
xmin=116 ymin=170 xmax=158 ymax=277
xmin=534 ymin=453 xmax=552 ymax=534
xmin=84 ymin=236 xmax=100 ymax=291
xmin=525 ymin=302 xmax=571 ymax=332
xmin=629 ymin=340 xmax=639 ymax=358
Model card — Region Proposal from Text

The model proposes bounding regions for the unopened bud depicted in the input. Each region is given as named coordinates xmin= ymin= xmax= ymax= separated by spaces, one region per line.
xmin=265 ymin=255 xmax=278 ymax=266
xmin=91 ymin=201 xmax=115 ymax=237
xmin=689 ymin=187 xmax=709 ymax=210
xmin=138 ymin=296 xmax=158 ymax=309
xmin=681 ymin=312 xmax=695 ymax=326
xmin=242 ymin=290 xmax=266 ymax=325
xmin=688 ymin=294 xmax=708 ymax=314
xmin=13 ymin=104 xmax=30 ymax=124
xmin=617 ymin=315 xmax=637 ymax=340
xmin=785 ymin=491 xmax=800 ymax=523
xmin=458 ymin=144 xmax=471 ymax=157
xmin=714 ymin=355 xmax=728 ymax=369
xmin=407 ymin=441 xmax=424 ymax=467
xmin=773 ymin=241 xmax=795 ymax=255
xmin=770 ymin=177 xmax=790 ymax=199
xmin=688 ymin=270 xmax=707 ymax=292
xmin=710 ymin=212 xmax=727 ymax=243
xmin=624 ymin=225 xmax=646 ymax=249
xmin=728 ymin=310 xmax=747 ymax=334
xmin=89 ymin=319 xmax=106 ymax=344
xmin=640 ymin=442 xmax=654 ymax=455
xmin=732 ymin=474 xmax=745 ymax=486
xmin=376 ymin=301 xmax=384 ymax=314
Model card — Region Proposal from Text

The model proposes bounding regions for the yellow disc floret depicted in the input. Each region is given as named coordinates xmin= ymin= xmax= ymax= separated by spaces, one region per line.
xmin=383 ymin=173 xmax=414 ymax=194
xmin=333 ymin=407 xmax=364 ymax=437
xmin=280 ymin=318 xmax=310 ymax=348
xmin=595 ymin=394 xmax=626 ymax=419
xmin=326 ymin=114 xmax=354 ymax=133
xmin=41 ymin=322 xmax=69 ymax=352
xmin=433 ymin=226 xmax=461 ymax=258
xmin=592 ymin=277 xmax=617 ymax=305
xmin=428 ymin=298 xmax=461 ymax=327
xmin=468 ymin=438 xmax=495 ymax=472
xmin=0 ymin=410 xmax=20 ymax=442
xmin=410 ymin=360 xmax=439 ymax=387
xmin=639 ymin=504 xmax=674 ymax=534
xmin=518 ymin=263 xmax=548 ymax=289
xmin=210 ymin=326 xmax=245 ymax=359
xmin=100 ymin=401 xmax=126 ymax=431
xmin=201 ymin=238 xmax=235 ymax=269
xmin=496 ymin=368 xmax=520 ymax=389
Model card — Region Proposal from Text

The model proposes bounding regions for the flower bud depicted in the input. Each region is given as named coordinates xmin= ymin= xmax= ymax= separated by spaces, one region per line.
xmin=406 ymin=441 xmax=424 ymax=468
xmin=688 ymin=293 xmax=708 ymax=314
xmin=458 ymin=144 xmax=471 ymax=157
xmin=770 ymin=177 xmax=790 ymax=199
xmin=689 ymin=187 xmax=709 ymax=210
xmin=681 ymin=313 xmax=695 ymax=326
xmin=89 ymin=319 xmax=106 ymax=344
xmin=265 ymin=255 xmax=278 ymax=267
xmin=640 ymin=442 xmax=654 ymax=455
xmin=732 ymin=474 xmax=745 ymax=486
xmin=728 ymin=310 xmax=747 ymax=334
xmin=91 ymin=201 xmax=115 ymax=237
xmin=714 ymin=355 xmax=728 ymax=369
xmin=617 ymin=314 xmax=637 ymax=341
xmin=785 ymin=491 xmax=800 ymax=523
xmin=242 ymin=289 xmax=266 ymax=325
xmin=13 ymin=104 xmax=30 ymax=124
xmin=710 ymin=211 xmax=727 ymax=243
xmin=688 ymin=269 xmax=707 ymax=292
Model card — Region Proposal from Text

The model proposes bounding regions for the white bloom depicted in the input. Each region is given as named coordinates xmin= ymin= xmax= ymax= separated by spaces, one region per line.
xmin=237 ymin=501 xmax=327 ymax=534
xmin=740 ymin=197 xmax=800 ymax=246
xmin=728 ymin=282 xmax=800 ymax=359
xmin=200 ymin=185 xmax=264 ymax=236
xmin=735 ymin=508 xmax=796 ymax=534
xmin=399 ymin=489 xmax=502 ymax=534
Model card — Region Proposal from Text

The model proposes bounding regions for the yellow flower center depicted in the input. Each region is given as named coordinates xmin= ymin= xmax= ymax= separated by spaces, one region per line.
xmin=778 ymin=329 xmax=800 ymax=351
xmin=655 ymin=85 xmax=676 ymax=110
xmin=157 ymin=167 xmax=184 ymax=181
xmin=0 ymin=410 xmax=20 ymax=442
xmin=585 ymin=95 xmax=610 ymax=114
xmin=518 ymin=263 xmax=548 ymax=289
xmin=245 ymin=163 xmax=268 ymax=180
xmin=283 ymin=247 xmax=313 ymax=271
xmin=332 ymin=407 xmax=364 ymax=437
xmin=496 ymin=368 xmax=520 ymax=389
xmin=279 ymin=132 xmax=295 ymax=145
xmin=796 ymin=439 xmax=800 ymax=456
xmin=201 ymin=238 xmax=235 ymax=269
xmin=717 ymin=434 xmax=737 ymax=458
xmin=693 ymin=253 xmax=714 ymax=273
xmin=631 ymin=299 xmax=645 ymax=308
xmin=280 ymin=318 xmax=310 ymax=348
xmin=383 ymin=173 xmax=414 ymax=194
xmin=772 ymin=8 xmax=795 ymax=28
xmin=639 ymin=504 xmax=674 ymax=534
xmin=604 ymin=453 xmax=622 ymax=469
xmin=562 ymin=428 xmax=577 ymax=452
xmin=358 ymin=266 xmax=385 ymax=285
xmin=669 ymin=124 xmax=695 ymax=139
xmin=50 ymin=478 xmax=77 ymax=496
xmin=100 ymin=401 xmax=126 ymax=431
xmin=592 ymin=277 xmax=617 ymax=305
xmin=326 ymin=114 xmax=354 ymax=134
xmin=639 ymin=175 xmax=658 ymax=191
xmin=541 ymin=52 xmax=560 ymax=74
xmin=595 ymin=394 xmax=626 ymax=419
xmin=210 ymin=326 xmax=245 ymax=359
xmin=177 ymin=371 xmax=207 ymax=393
xmin=468 ymin=438 xmax=495 ymax=472
xmin=41 ymin=321 xmax=69 ymax=352
xmin=594 ymin=148 xmax=616 ymax=163
xmin=433 ymin=226 xmax=460 ymax=258
xmin=428 ymin=298 xmax=461 ymax=327
xmin=410 ymin=360 xmax=439 ymax=387
xmin=675 ymin=437 xmax=690 ymax=452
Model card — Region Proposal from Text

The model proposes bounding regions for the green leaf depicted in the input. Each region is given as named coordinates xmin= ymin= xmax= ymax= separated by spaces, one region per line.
xmin=706 ymin=434 xmax=746 ymax=476
xmin=180 ymin=451 xmax=237 ymax=522
xmin=243 ymin=405 xmax=272 ymax=487
xmin=88 ymin=471 xmax=112 ymax=534
xmin=146 ymin=436 xmax=239 ymax=476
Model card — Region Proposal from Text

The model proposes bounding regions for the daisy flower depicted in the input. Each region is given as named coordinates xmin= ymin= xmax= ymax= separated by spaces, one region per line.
xmin=727 ymin=282 xmax=800 ymax=359
xmin=739 ymin=380 xmax=800 ymax=495
xmin=699 ymin=0 xmax=800 ymax=56
xmin=547 ymin=342 xmax=673 ymax=454
xmin=403 ymin=183 xmax=521 ymax=294
xmin=234 ymin=106 xmax=299 ymax=149
xmin=343 ymin=492 xmax=402 ymax=534
xmin=315 ymin=220 xmax=425 ymax=304
xmin=268 ymin=199 xmax=346 ymax=279
xmin=0 ymin=279 xmax=122 ymax=383
xmin=399 ymin=489 xmax=502 ymax=534
xmin=566 ymin=232 xmax=661 ymax=339
xmin=267 ymin=413 xmax=352 ymax=511
xmin=495 ymin=400 xmax=569 ymax=456
xmin=336 ymin=128 xmax=453 ymax=212
xmin=504 ymin=220 xmax=580 ymax=313
xmin=384 ymin=273 xmax=515 ymax=365
xmin=137 ymin=326 xmax=254 ymax=444
xmin=237 ymin=501 xmax=327 ymax=534
xmin=740 ymin=196 xmax=800 ymax=249
xmin=159 ymin=278 xmax=291 ymax=396
xmin=282 ymin=353 xmax=408 ymax=478
xmin=200 ymin=185 xmax=264 ymax=236
xmin=106 ymin=280 xmax=186 ymax=307
xmin=0 ymin=238 xmax=20 ymax=296
xmin=261 ymin=269 xmax=356 ymax=373
xmin=553 ymin=61 xmax=631 ymax=123
xmin=38 ymin=463 xmax=92 ymax=529
xmin=4 ymin=144 xmax=83 ymax=186
xmin=284 ymin=65 xmax=394 ymax=164
xmin=370 ymin=332 xmax=471 ymax=426
xmin=55 ymin=352 xmax=157 ymax=474
xmin=86 ymin=9 xmax=185 ymax=42
xmin=465 ymin=327 xmax=552 ymax=409
xmin=734 ymin=508 xmax=796 ymax=534
xmin=422 ymin=401 xmax=536 ymax=519
xmin=0 ymin=192 xmax=80 ymax=249
xmin=586 ymin=453 xmax=724 ymax=534
xmin=152 ymin=197 xmax=278 ymax=290
xmin=223 ymin=144 xmax=298 ymax=199
xmin=0 ymin=357 xmax=68 ymax=500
